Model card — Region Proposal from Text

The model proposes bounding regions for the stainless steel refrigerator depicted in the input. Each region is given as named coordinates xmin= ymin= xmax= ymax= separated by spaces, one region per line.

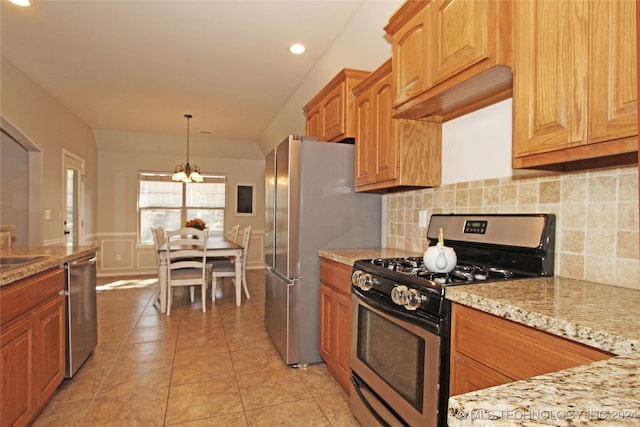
xmin=264 ymin=136 xmax=382 ymax=366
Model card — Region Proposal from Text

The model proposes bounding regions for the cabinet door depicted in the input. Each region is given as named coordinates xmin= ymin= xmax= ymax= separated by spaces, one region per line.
xmin=450 ymin=352 xmax=512 ymax=396
xmin=354 ymin=90 xmax=374 ymax=186
xmin=589 ymin=0 xmax=638 ymax=144
xmin=450 ymin=303 xmax=613 ymax=396
xmin=334 ymin=290 xmax=352 ymax=390
xmin=392 ymin=2 xmax=430 ymax=106
xmin=319 ymin=285 xmax=334 ymax=363
xmin=305 ymin=107 xmax=321 ymax=139
xmin=430 ymin=0 xmax=491 ymax=86
xmin=35 ymin=295 xmax=66 ymax=405
xmin=372 ymin=71 xmax=397 ymax=183
xmin=321 ymin=83 xmax=345 ymax=142
xmin=1 ymin=314 xmax=35 ymax=427
xmin=513 ymin=0 xmax=587 ymax=157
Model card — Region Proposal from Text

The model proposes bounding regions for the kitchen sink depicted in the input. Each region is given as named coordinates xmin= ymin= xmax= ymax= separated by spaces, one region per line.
xmin=0 ymin=256 xmax=47 ymax=271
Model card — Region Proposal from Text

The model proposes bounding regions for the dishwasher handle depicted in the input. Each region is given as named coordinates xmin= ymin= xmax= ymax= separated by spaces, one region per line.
xmin=67 ymin=255 xmax=97 ymax=268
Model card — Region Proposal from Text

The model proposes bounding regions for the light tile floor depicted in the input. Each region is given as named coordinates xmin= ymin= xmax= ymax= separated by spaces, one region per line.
xmin=33 ymin=269 xmax=360 ymax=426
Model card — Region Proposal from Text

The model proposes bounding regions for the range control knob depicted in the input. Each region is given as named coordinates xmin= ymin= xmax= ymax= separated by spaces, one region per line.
xmin=404 ymin=289 xmax=423 ymax=311
xmin=351 ymin=270 xmax=374 ymax=291
xmin=391 ymin=285 xmax=408 ymax=305
xmin=351 ymin=271 xmax=363 ymax=286
xmin=391 ymin=285 xmax=423 ymax=310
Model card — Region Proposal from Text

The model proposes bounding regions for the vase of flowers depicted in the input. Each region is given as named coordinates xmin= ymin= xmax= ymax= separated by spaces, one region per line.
xmin=185 ymin=218 xmax=206 ymax=238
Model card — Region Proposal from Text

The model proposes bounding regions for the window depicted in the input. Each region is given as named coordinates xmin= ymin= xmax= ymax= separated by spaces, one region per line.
xmin=138 ymin=172 xmax=226 ymax=244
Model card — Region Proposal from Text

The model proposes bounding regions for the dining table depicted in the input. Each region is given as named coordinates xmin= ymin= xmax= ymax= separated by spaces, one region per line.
xmin=157 ymin=236 xmax=244 ymax=312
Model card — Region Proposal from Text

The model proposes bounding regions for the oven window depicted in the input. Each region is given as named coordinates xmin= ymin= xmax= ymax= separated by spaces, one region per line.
xmin=356 ymin=306 xmax=425 ymax=411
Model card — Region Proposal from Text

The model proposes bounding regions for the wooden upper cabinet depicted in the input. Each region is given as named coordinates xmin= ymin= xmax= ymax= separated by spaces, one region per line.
xmin=355 ymin=60 xmax=398 ymax=188
xmin=513 ymin=1 xmax=586 ymax=158
xmin=513 ymin=0 xmax=638 ymax=170
xmin=305 ymin=108 xmax=321 ymax=142
xmin=354 ymin=87 xmax=374 ymax=185
xmin=303 ymin=69 xmax=370 ymax=143
xmin=391 ymin=1 xmax=431 ymax=106
xmin=430 ymin=0 xmax=491 ymax=86
xmin=354 ymin=59 xmax=441 ymax=193
xmin=385 ymin=0 xmax=513 ymax=122
xmin=589 ymin=0 xmax=638 ymax=144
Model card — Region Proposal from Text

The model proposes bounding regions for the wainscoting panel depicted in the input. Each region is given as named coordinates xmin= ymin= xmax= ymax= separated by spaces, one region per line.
xmin=100 ymin=237 xmax=135 ymax=271
xmin=97 ymin=230 xmax=266 ymax=277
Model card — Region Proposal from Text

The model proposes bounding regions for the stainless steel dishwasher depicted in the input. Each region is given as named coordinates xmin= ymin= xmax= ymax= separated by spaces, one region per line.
xmin=64 ymin=254 xmax=98 ymax=378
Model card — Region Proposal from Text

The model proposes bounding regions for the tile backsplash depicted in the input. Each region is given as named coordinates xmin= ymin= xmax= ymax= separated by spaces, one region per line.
xmin=385 ymin=166 xmax=640 ymax=290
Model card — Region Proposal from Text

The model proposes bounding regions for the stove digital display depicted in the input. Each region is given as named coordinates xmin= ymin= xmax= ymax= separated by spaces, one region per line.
xmin=464 ymin=220 xmax=487 ymax=234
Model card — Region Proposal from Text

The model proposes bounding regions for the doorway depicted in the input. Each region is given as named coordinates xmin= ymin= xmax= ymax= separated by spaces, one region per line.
xmin=63 ymin=150 xmax=85 ymax=246
xmin=0 ymin=117 xmax=42 ymax=246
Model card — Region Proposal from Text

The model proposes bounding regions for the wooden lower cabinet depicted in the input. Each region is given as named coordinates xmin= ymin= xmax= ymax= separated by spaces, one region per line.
xmin=1 ymin=268 xmax=66 ymax=427
xmin=319 ymin=258 xmax=353 ymax=394
xmin=449 ymin=303 xmax=614 ymax=396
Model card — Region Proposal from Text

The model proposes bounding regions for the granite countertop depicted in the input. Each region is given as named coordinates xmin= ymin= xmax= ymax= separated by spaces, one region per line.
xmin=446 ymin=278 xmax=640 ymax=426
xmin=1 ymin=245 xmax=100 ymax=286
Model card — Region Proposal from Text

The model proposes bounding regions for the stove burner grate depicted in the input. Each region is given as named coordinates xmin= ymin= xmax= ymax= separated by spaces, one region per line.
xmin=367 ymin=257 xmax=523 ymax=286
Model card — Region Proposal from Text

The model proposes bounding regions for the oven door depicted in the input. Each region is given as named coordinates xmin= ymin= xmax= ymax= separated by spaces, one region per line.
xmin=350 ymin=290 xmax=442 ymax=427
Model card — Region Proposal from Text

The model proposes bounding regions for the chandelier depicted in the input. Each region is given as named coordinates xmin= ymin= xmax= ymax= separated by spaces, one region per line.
xmin=172 ymin=114 xmax=203 ymax=183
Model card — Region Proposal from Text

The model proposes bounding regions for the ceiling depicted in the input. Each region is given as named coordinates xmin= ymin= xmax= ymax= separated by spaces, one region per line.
xmin=0 ymin=0 xmax=365 ymax=141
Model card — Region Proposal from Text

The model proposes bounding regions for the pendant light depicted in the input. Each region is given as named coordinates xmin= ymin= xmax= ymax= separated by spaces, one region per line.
xmin=172 ymin=114 xmax=203 ymax=183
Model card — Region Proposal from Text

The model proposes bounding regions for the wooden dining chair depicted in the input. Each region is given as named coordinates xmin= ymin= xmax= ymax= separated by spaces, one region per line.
xmin=231 ymin=224 xmax=240 ymax=243
xmin=209 ymin=225 xmax=251 ymax=305
xmin=165 ymin=227 xmax=208 ymax=315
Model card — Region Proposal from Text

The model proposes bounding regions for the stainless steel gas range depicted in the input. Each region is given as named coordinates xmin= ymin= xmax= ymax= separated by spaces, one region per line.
xmin=349 ymin=213 xmax=556 ymax=427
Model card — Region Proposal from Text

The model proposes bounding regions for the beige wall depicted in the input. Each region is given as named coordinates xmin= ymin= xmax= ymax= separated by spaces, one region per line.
xmin=0 ymin=57 xmax=98 ymax=245
xmin=257 ymin=0 xmax=403 ymax=155
xmin=95 ymin=130 xmax=265 ymax=276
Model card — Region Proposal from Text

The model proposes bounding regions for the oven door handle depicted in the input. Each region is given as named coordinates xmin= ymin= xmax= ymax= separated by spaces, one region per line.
xmin=351 ymin=375 xmax=408 ymax=427
xmin=353 ymin=288 xmax=442 ymax=335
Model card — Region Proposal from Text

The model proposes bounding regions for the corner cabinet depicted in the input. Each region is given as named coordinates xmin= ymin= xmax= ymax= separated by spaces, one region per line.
xmin=449 ymin=303 xmax=614 ymax=396
xmin=319 ymin=258 xmax=353 ymax=394
xmin=384 ymin=0 xmax=513 ymax=122
xmin=353 ymin=59 xmax=442 ymax=193
xmin=303 ymin=69 xmax=370 ymax=143
xmin=1 ymin=268 xmax=66 ymax=427
xmin=513 ymin=0 xmax=638 ymax=170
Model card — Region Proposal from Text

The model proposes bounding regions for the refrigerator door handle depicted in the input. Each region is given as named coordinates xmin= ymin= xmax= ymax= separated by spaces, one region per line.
xmin=267 ymin=266 xmax=294 ymax=283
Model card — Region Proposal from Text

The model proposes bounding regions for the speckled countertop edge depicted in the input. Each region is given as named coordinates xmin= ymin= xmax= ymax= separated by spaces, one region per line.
xmin=445 ymin=277 xmax=640 ymax=355
xmin=448 ymin=352 xmax=640 ymax=426
xmin=1 ymin=245 xmax=100 ymax=286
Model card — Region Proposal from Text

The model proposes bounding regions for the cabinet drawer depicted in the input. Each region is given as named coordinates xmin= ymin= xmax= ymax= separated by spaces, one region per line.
xmin=319 ymin=259 xmax=352 ymax=295
xmin=0 ymin=268 xmax=65 ymax=324
xmin=452 ymin=304 xmax=613 ymax=381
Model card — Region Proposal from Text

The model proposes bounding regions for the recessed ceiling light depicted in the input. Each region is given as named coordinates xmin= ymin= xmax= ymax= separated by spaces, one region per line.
xmin=9 ymin=0 xmax=31 ymax=6
xmin=289 ymin=44 xmax=306 ymax=55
